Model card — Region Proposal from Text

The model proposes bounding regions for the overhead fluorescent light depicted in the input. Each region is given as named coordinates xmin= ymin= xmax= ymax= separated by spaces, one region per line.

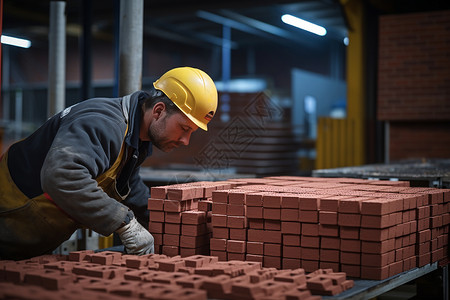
xmin=281 ymin=14 xmax=327 ymax=36
xmin=1 ymin=35 xmax=32 ymax=48
xmin=343 ymin=37 xmax=349 ymax=46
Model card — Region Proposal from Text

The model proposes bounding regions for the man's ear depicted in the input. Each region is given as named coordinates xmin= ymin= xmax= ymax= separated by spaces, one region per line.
xmin=152 ymin=102 xmax=166 ymax=120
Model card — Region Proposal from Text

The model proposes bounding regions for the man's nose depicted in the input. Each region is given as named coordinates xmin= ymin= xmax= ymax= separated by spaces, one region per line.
xmin=179 ymin=132 xmax=191 ymax=146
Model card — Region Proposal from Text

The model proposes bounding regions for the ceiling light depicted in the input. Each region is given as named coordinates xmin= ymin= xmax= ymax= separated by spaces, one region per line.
xmin=343 ymin=37 xmax=349 ymax=46
xmin=281 ymin=14 xmax=327 ymax=36
xmin=1 ymin=35 xmax=32 ymax=48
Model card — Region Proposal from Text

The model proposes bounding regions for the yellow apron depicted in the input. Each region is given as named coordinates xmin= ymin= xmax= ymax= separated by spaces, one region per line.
xmin=0 ymin=129 xmax=130 ymax=260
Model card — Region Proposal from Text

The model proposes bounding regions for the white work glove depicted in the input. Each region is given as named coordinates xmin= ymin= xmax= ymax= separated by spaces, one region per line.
xmin=115 ymin=217 xmax=154 ymax=255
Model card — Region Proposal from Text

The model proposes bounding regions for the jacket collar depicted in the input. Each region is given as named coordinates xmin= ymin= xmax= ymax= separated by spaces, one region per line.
xmin=121 ymin=91 xmax=153 ymax=156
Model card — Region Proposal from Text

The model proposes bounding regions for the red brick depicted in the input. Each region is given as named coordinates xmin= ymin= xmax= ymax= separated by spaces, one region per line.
xmin=229 ymin=228 xmax=247 ymax=241
xmin=281 ymin=258 xmax=302 ymax=270
xmin=247 ymin=242 xmax=264 ymax=255
xmin=68 ymin=250 xmax=94 ymax=262
xmin=361 ymin=214 xmax=391 ymax=228
xmin=281 ymin=209 xmax=299 ymax=221
xmin=149 ymin=221 xmax=164 ymax=233
xmin=299 ymin=210 xmax=318 ymax=223
xmin=210 ymin=238 xmax=227 ymax=251
xmin=246 ymin=192 xmax=266 ymax=206
xmin=301 ymin=236 xmax=320 ymax=248
xmin=338 ymin=198 xmax=363 ymax=213
xmin=228 ymin=190 xmax=247 ymax=205
xmin=340 ymin=226 xmax=359 ymax=239
xmin=167 ymin=187 xmax=196 ymax=200
xmin=264 ymin=256 xmax=281 ymax=269
xmin=338 ymin=213 xmax=361 ymax=227
xmin=340 ymin=239 xmax=361 ymax=252
xmin=298 ymin=194 xmax=319 ymax=210
xmin=283 ymin=234 xmax=301 ymax=246
xmin=320 ymin=249 xmax=340 ymax=262
xmin=227 ymin=204 xmax=246 ymax=216
xmin=212 ymin=190 xmax=229 ymax=203
xmin=263 ymin=193 xmax=282 ymax=208
xmin=165 ymin=212 xmax=181 ymax=223
xmin=319 ymin=196 xmax=347 ymax=212
xmin=227 ymin=216 xmax=247 ymax=229
xmin=148 ymin=198 xmax=164 ymax=211
xmin=360 ymin=228 xmax=390 ymax=241
xmin=180 ymin=234 xmax=210 ymax=248
xmin=246 ymin=254 xmax=264 ymax=264
xmin=182 ymin=224 xmax=207 ymax=236
xmin=165 ymin=223 xmax=181 ymax=235
xmin=319 ymin=224 xmax=339 ymax=237
xmin=264 ymin=243 xmax=281 ymax=256
xmin=212 ymin=214 xmax=227 ymax=227
xmin=361 ymin=251 xmax=395 ymax=267
xmin=319 ymin=211 xmax=337 ymax=225
xmin=320 ymin=261 xmax=340 ymax=272
xmin=361 ymin=239 xmax=395 ymax=254
xmin=341 ymin=264 xmax=360 ymax=278
xmin=301 ymin=223 xmax=319 ymax=236
xmin=320 ymin=237 xmax=340 ymax=250
xmin=264 ymin=230 xmax=282 ymax=244
xmin=212 ymin=227 xmax=229 ymax=239
xmin=302 ymin=247 xmax=319 ymax=260
xmin=281 ymin=193 xmax=300 ymax=209
xmin=340 ymin=251 xmax=361 ymax=266
xmin=149 ymin=210 xmax=165 ymax=222
xmin=248 ymin=219 xmax=264 ymax=229
xmin=163 ymin=234 xmax=180 ymax=246
xmin=198 ymin=199 xmax=212 ymax=211
xmin=227 ymin=240 xmax=246 ymax=253
xmin=301 ymin=259 xmax=319 ymax=273
xmin=361 ymin=265 xmax=389 ymax=280
xmin=247 ymin=206 xmax=263 ymax=219
xmin=361 ymin=199 xmax=392 ymax=215
xmin=151 ymin=186 xmax=168 ymax=199
xmin=182 ymin=210 xmax=207 ymax=224
xmin=281 ymin=222 xmax=301 ymax=235
xmin=283 ymin=246 xmax=302 ymax=259
xmin=263 ymin=208 xmax=281 ymax=220
xmin=212 ymin=202 xmax=227 ymax=215
xmin=263 ymin=220 xmax=280 ymax=231
xmin=247 ymin=229 xmax=265 ymax=242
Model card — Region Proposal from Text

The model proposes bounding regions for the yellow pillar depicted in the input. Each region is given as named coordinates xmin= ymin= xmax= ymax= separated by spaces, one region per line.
xmin=341 ymin=0 xmax=366 ymax=166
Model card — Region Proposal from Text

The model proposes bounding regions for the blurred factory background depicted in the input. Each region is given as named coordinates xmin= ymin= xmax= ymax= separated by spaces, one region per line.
xmin=1 ymin=0 xmax=449 ymax=181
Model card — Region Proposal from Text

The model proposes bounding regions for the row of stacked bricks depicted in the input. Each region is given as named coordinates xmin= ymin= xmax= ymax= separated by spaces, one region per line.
xmin=206 ymin=176 xmax=449 ymax=280
xmin=0 ymin=250 xmax=355 ymax=299
xmin=148 ymin=181 xmax=244 ymax=257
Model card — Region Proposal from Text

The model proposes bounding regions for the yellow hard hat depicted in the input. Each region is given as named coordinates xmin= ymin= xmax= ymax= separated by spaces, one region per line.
xmin=153 ymin=67 xmax=218 ymax=131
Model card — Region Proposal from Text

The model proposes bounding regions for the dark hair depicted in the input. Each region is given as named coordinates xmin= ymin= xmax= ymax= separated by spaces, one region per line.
xmin=143 ymin=88 xmax=180 ymax=115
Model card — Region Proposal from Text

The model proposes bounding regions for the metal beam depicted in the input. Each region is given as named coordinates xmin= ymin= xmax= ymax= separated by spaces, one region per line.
xmin=197 ymin=9 xmax=319 ymax=48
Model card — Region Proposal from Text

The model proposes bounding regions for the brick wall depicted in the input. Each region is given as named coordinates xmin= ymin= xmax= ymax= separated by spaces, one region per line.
xmin=377 ymin=10 xmax=450 ymax=160
xmin=389 ymin=122 xmax=450 ymax=160
xmin=378 ymin=10 xmax=450 ymax=121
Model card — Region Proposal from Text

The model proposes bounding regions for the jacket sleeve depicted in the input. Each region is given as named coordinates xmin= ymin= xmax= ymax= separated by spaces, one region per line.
xmin=40 ymin=110 xmax=130 ymax=236
xmin=123 ymin=166 xmax=150 ymax=228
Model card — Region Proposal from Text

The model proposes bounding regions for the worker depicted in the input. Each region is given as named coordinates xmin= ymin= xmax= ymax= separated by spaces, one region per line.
xmin=0 ymin=67 xmax=218 ymax=260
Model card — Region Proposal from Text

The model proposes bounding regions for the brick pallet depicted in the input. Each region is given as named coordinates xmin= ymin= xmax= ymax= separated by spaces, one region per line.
xmin=150 ymin=176 xmax=449 ymax=281
xmin=0 ymin=251 xmax=354 ymax=299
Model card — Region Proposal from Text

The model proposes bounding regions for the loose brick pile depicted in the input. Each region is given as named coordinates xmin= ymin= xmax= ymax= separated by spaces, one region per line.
xmin=149 ymin=176 xmax=449 ymax=281
xmin=0 ymin=250 xmax=355 ymax=299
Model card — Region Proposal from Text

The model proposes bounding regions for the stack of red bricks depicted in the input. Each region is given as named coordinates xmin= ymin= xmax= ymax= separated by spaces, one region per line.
xmin=0 ymin=250 xmax=355 ymax=299
xmin=148 ymin=181 xmax=242 ymax=257
xmin=202 ymin=176 xmax=449 ymax=280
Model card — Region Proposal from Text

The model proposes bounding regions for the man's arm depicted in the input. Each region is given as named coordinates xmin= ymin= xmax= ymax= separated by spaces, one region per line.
xmin=41 ymin=113 xmax=129 ymax=236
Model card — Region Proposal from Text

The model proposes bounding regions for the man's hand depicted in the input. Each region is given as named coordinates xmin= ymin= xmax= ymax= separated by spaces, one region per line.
xmin=115 ymin=217 xmax=154 ymax=255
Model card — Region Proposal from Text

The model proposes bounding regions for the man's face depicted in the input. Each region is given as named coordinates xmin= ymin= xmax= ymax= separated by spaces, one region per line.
xmin=140 ymin=103 xmax=198 ymax=153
